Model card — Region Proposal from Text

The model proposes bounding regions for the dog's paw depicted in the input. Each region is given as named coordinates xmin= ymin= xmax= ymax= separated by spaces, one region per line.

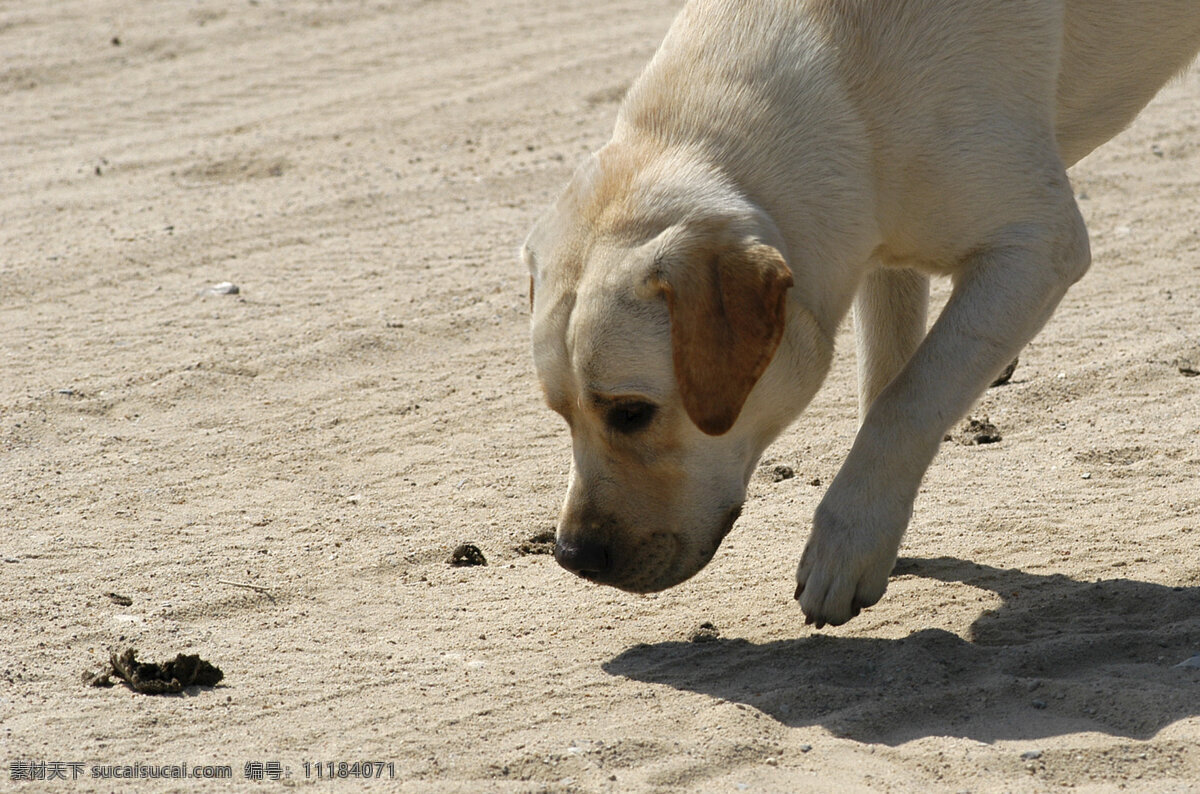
xmin=793 ymin=500 xmax=903 ymax=628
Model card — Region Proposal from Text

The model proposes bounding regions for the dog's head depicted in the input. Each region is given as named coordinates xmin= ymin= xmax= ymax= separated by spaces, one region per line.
xmin=524 ymin=146 xmax=832 ymax=592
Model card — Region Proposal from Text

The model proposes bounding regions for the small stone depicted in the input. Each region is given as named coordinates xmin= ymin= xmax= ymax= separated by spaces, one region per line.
xmin=990 ymin=358 xmax=1018 ymax=387
xmin=449 ymin=544 xmax=487 ymax=567
xmin=688 ymin=621 xmax=720 ymax=643
xmin=808 ymin=477 xmax=821 ymax=487
xmin=83 ymin=668 xmax=114 ymax=688
xmin=1081 ymin=472 xmax=1091 ymax=480
xmin=955 ymin=417 xmax=1001 ymax=445
xmin=798 ymin=744 xmax=813 ymax=753
xmin=1173 ymin=654 xmax=1200 ymax=669
xmin=1031 ymin=699 xmax=1047 ymax=709
xmin=771 ymin=464 xmax=794 ymax=482
xmin=1020 ymin=750 xmax=1043 ymax=761
xmin=205 ymin=281 xmax=240 ymax=295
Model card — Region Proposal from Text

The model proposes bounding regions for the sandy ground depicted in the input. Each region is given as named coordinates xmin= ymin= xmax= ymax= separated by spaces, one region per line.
xmin=2 ymin=1 xmax=1199 ymax=791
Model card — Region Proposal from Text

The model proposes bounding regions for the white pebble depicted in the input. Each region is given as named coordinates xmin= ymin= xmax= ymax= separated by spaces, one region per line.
xmin=205 ymin=281 xmax=240 ymax=295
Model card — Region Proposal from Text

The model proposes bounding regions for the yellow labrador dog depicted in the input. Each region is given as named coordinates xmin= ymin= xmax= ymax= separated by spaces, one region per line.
xmin=522 ymin=0 xmax=1200 ymax=627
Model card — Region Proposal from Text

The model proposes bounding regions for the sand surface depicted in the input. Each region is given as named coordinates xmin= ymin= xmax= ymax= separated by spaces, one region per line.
xmin=2 ymin=1 xmax=1199 ymax=791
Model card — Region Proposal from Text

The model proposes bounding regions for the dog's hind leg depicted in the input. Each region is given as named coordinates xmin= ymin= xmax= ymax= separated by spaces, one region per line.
xmin=796 ymin=160 xmax=1091 ymax=628
xmin=853 ymin=266 xmax=929 ymax=422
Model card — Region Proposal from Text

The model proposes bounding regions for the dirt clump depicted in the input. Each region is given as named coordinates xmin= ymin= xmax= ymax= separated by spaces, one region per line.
xmin=85 ymin=648 xmax=223 ymax=694
xmin=516 ymin=529 xmax=556 ymax=556
xmin=946 ymin=417 xmax=1002 ymax=445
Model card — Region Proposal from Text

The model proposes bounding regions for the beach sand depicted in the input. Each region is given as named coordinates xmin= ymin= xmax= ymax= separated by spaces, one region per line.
xmin=2 ymin=1 xmax=1198 ymax=790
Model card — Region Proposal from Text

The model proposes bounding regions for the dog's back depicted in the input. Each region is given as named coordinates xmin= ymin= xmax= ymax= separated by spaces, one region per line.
xmin=1057 ymin=0 xmax=1200 ymax=165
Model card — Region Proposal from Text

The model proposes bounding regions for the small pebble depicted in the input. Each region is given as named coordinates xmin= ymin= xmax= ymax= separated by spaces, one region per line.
xmin=990 ymin=358 xmax=1018 ymax=387
xmin=954 ymin=417 xmax=1001 ymax=445
xmin=205 ymin=281 xmax=240 ymax=295
xmin=1174 ymin=654 xmax=1200 ymax=669
xmin=771 ymin=464 xmax=794 ymax=482
xmin=799 ymin=744 xmax=812 ymax=753
xmin=1021 ymin=750 xmax=1043 ymax=761
xmin=1031 ymin=699 xmax=1047 ymax=709
xmin=449 ymin=544 xmax=487 ymax=567
xmin=689 ymin=621 xmax=720 ymax=643
xmin=1081 ymin=472 xmax=1091 ymax=480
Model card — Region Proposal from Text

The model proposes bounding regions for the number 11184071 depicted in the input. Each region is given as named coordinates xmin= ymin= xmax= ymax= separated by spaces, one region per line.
xmin=302 ymin=761 xmax=396 ymax=779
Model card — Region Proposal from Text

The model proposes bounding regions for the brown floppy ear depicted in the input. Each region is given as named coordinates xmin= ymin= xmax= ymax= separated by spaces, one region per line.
xmin=646 ymin=229 xmax=793 ymax=435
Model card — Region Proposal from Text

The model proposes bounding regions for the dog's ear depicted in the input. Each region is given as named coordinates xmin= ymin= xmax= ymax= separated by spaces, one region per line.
xmin=644 ymin=225 xmax=793 ymax=435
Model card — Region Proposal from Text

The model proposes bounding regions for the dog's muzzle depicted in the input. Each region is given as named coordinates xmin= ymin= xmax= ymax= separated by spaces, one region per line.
xmin=553 ymin=503 xmax=744 ymax=592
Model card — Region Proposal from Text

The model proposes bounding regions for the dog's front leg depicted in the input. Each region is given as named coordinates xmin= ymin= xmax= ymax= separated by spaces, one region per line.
xmin=796 ymin=192 xmax=1091 ymax=627
xmin=853 ymin=266 xmax=929 ymax=421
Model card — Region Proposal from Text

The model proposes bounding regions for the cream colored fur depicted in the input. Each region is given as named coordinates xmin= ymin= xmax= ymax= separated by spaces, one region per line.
xmin=523 ymin=0 xmax=1200 ymax=626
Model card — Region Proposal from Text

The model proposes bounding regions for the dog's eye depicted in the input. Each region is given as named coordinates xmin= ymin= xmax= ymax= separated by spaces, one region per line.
xmin=605 ymin=401 xmax=657 ymax=434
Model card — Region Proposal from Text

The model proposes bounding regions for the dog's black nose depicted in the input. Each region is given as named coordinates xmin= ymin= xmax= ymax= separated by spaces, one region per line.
xmin=554 ymin=539 xmax=611 ymax=579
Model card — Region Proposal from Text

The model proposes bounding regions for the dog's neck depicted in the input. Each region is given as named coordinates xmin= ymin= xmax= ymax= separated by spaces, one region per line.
xmin=610 ymin=15 xmax=880 ymax=342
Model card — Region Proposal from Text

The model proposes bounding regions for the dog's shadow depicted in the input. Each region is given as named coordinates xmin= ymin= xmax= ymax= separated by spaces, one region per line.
xmin=604 ymin=557 xmax=1200 ymax=745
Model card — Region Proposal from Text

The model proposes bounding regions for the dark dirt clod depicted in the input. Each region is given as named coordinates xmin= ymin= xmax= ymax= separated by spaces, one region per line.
xmin=105 ymin=592 xmax=133 ymax=606
xmin=951 ymin=417 xmax=1002 ymax=445
xmin=1179 ymin=364 xmax=1199 ymax=378
xmin=770 ymin=464 xmax=794 ymax=482
xmin=84 ymin=648 xmax=223 ymax=694
xmin=689 ymin=622 xmax=720 ymax=643
xmin=516 ymin=529 xmax=556 ymax=556
xmin=449 ymin=543 xmax=487 ymax=566
xmin=990 ymin=358 xmax=1019 ymax=387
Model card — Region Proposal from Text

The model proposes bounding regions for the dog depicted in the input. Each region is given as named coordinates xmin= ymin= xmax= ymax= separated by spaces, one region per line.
xmin=522 ymin=0 xmax=1200 ymax=627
